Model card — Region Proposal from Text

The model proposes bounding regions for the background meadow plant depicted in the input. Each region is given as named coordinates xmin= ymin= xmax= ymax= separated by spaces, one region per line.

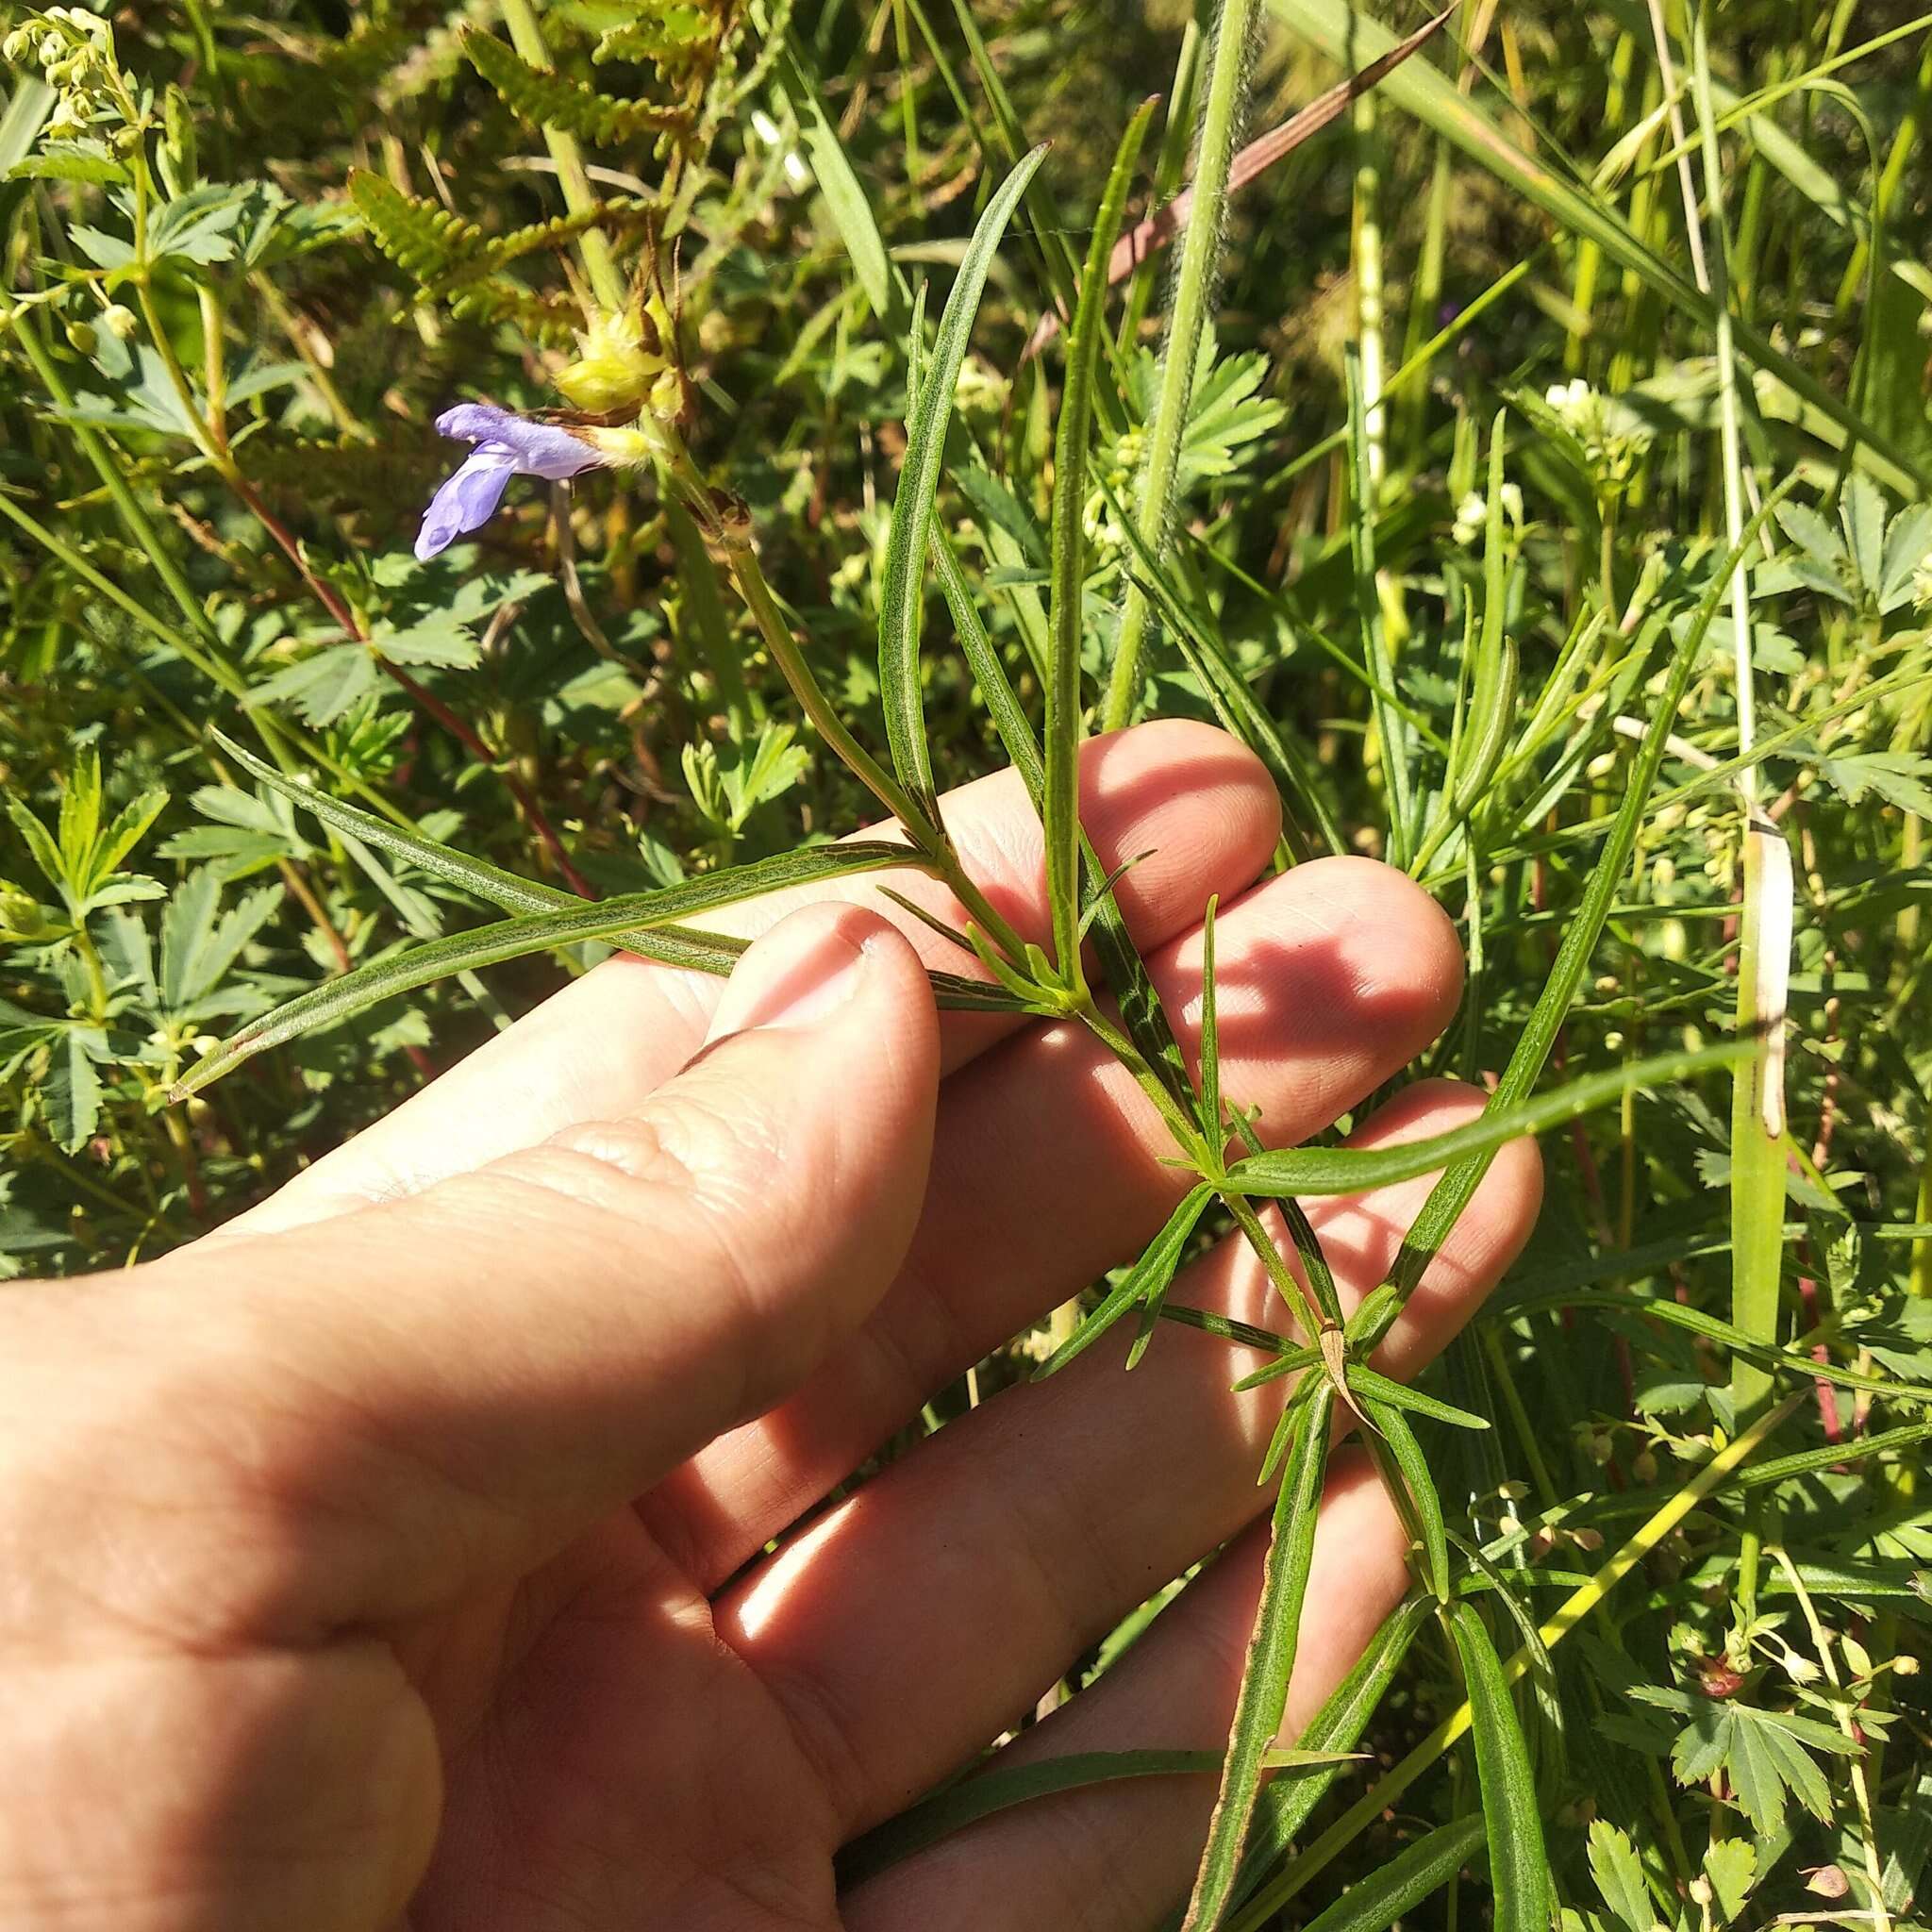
xmin=4 ymin=0 xmax=1932 ymax=1925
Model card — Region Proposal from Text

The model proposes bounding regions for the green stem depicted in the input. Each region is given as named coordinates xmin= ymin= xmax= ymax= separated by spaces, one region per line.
xmin=497 ymin=0 xmax=628 ymax=313
xmin=726 ymin=532 xmax=1033 ymax=964
xmin=1101 ymin=0 xmax=1256 ymax=728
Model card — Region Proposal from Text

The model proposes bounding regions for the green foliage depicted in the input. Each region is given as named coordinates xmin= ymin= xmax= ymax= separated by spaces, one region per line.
xmin=460 ymin=27 xmax=693 ymax=147
xmin=5 ymin=0 xmax=1932 ymax=1922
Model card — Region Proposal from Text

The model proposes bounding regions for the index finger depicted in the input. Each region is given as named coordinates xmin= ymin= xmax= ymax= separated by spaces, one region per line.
xmin=226 ymin=721 xmax=1280 ymax=1237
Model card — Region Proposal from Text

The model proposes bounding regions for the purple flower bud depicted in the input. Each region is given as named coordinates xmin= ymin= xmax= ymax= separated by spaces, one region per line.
xmin=415 ymin=403 xmax=604 ymax=560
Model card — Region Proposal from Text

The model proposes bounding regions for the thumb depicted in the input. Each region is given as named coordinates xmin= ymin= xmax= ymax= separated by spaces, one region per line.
xmin=119 ymin=903 xmax=941 ymax=1636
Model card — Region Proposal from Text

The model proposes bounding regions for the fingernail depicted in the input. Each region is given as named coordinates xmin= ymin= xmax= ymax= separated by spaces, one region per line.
xmin=703 ymin=916 xmax=873 ymax=1044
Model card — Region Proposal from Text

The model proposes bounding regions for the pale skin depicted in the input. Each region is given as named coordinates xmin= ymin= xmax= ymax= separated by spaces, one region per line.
xmin=2 ymin=722 xmax=1541 ymax=1931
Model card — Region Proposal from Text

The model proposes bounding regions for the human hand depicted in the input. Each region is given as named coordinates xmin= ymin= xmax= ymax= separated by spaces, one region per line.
xmin=1 ymin=723 xmax=1539 ymax=1932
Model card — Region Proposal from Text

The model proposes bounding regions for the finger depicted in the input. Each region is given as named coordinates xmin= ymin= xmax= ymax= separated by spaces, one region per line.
xmin=716 ymin=1081 xmax=1541 ymax=1838
xmin=227 ymin=721 xmax=1278 ymax=1238
xmin=841 ymin=1453 xmax=1407 ymax=1932
xmin=648 ymin=858 xmax=1466 ymax=1588
xmin=50 ymin=906 xmax=939 ymax=1642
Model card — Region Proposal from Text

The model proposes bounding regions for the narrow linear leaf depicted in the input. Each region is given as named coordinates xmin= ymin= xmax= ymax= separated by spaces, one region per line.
xmin=1363 ymin=1397 xmax=1450 ymax=1600
xmin=1345 ymin=1367 xmax=1490 ymax=1430
xmin=1036 ymin=1182 xmax=1216 ymax=1379
xmin=1183 ymin=1381 xmax=1336 ymax=1931
xmin=1221 ymin=1596 xmax=1436 ymax=1915
xmin=933 ymin=530 xmax=1044 ymax=806
xmin=1447 ymin=1599 xmax=1555 ymax=1932
xmin=1296 ymin=1814 xmax=1486 ymax=1932
xmin=837 ymin=1744 xmax=1359 ymax=1888
xmin=175 ymin=842 xmax=918 ymax=1095
xmin=1229 ymin=1039 xmax=1749 ymax=1199
xmin=878 ymin=145 xmax=1049 ymax=827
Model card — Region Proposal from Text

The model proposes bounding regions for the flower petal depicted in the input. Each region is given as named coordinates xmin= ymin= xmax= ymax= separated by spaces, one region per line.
xmin=415 ymin=449 xmax=518 ymax=560
xmin=432 ymin=402 xmax=599 ymax=482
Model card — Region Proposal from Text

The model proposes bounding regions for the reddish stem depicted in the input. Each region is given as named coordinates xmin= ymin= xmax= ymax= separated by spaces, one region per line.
xmin=232 ymin=471 xmax=595 ymax=900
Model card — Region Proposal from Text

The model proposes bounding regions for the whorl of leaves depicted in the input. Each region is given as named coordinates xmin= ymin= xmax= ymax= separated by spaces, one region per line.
xmin=459 ymin=29 xmax=695 ymax=149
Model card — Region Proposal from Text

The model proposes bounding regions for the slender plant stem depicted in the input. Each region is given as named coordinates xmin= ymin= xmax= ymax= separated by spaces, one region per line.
xmin=497 ymin=0 xmax=628 ymax=313
xmin=1102 ymin=0 xmax=1257 ymax=729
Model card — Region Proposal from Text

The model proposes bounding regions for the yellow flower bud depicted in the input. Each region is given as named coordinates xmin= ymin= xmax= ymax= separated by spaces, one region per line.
xmin=555 ymin=298 xmax=677 ymax=417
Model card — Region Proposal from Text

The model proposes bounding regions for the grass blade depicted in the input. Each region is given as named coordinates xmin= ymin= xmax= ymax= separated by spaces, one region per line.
xmin=775 ymin=44 xmax=903 ymax=320
xmin=1045 ymin=102 xmax=1156 ymax=983
xmin=877 ymin=144 xmax=1048 ymax=827
xmin=1104 ymin=0 xmax=1263 ymax=729
xmin=175 ymin=841 xmax=919 ymax=1096
xmin=1183 ymin=1380 xmax=1335 ymax=1931
xmin=1345 ymin=344 xmax=1414 ymax=866
xmin=1264 ymin=0 xmax=1927 ymax=493
xmin=1446 ymin=1599 xmax=1555 ymax=1932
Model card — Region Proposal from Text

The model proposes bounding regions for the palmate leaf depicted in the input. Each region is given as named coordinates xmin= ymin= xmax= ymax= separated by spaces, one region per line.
xmin=460 ymin=28 xmax=694 ymax=147
xmin=1182 ymin=1382 xmax=1336 ymax=1931
xmin=1447 ymin=1599 xmax=1555 ymax=1932
xmin=876 ymin=144 xmax=1048 ymax=829
xmin=174 ymin=841 xmax=921 ymax=1096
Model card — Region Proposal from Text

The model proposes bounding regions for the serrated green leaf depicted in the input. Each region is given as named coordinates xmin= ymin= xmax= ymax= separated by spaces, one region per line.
xmin=1586 ymin=1820 xmax=1652 ymax=1932
xmin=375 ymin=622 xmax=483 ymax=670
xmin=57 ymin=751 xmax=102 ymax=887
xmin=876 ymin=144 xmax=1047 ymax=830
xmin=1702 ymin=1839 xmax=1757 ymax=1924
xmin=46 ymin=1030 xmax=103 ymax=1154
xmin=7 ymin=138 xmax=126 ymax=184
xmin=248 ymin=646 xmax=382 ymax=727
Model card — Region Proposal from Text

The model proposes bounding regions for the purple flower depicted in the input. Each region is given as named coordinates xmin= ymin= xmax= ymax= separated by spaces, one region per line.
xmin=415 ymin=403 xmax=603 ymax=560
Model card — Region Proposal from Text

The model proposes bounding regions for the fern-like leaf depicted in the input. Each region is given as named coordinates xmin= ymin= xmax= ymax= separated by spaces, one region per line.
xmin=347 ymin=170 xmax=488 ymax=284
xmin=593 ymin=3 xmax=719 ymax=76
xmin=460 ymin=29 xmax=694 ymax=149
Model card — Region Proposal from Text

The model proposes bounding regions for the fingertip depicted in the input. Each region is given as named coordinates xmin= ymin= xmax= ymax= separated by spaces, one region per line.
xmin=1290 ymin=855 xmax=1466 ymax=1039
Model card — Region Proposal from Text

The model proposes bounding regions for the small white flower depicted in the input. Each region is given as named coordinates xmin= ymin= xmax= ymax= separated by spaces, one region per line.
xmin=1451 ymin=491 xmax=1485 ymax=546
